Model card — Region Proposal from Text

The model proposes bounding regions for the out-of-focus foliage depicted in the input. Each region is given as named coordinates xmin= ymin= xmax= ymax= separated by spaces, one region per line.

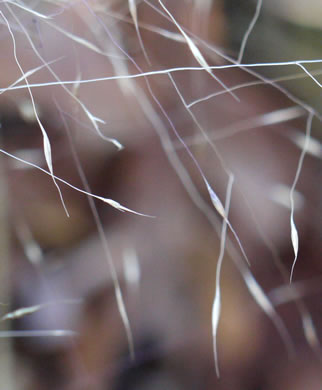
xmin=0 ymin=1 xmax=321 ymax=389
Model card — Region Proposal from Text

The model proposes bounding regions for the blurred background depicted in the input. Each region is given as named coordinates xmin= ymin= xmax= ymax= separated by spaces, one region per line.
xmin=0 ymin=0 xmax=321 ymax=389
